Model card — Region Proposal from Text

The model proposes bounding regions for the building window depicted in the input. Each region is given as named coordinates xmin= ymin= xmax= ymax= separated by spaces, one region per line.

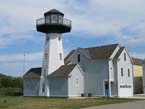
xmin=59 ymin=53 xmax=62 ymax=60
xmin=124 ymin=53 xmax=126 ymax=61
xmin=121 ymin=68 xmax=123 ymax=76
xmin=128 ymin=69 xmax=130 ymax=77
xmin=78 ymin=54 xmax=80 ymax=62
xmin=42 ymin=83 xmax=45 ymax=93
xmin=76 ymin=78 xmax=79 ymax=85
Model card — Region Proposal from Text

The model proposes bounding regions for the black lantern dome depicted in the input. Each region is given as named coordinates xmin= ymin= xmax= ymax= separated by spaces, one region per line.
xmin=44 ymin=9 xmax=64 ymax=17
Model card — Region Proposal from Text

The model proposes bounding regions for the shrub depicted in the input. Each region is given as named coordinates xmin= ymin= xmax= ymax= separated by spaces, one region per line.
xmin=0 ymin=88 xmax=23 ymax=96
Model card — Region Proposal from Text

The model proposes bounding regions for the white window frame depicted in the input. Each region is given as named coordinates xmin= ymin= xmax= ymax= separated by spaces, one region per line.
xmin=75 ymin=77 xmax=79 ymax=86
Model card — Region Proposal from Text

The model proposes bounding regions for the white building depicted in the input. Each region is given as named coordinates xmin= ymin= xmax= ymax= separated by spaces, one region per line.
xmin=23 ymin=44 xmax=134 ymax=97
xmin=65 ymin=44 xmax=134 ymax=97
xmin=23 ymin=9 xmax=134 ymax=97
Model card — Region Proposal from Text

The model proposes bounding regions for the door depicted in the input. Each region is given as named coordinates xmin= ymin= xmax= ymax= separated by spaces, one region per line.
xmin=104 ymin=81 xmax=109 ymax=96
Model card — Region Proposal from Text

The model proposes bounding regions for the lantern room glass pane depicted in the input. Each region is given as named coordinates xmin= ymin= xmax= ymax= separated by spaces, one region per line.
xmin=58 ymin=15 xmax=62 ymax=24
xmin=45 ymin=16 xmax=50 ymax=24
xmin=51 ymin=15 xmax=57 ymax=23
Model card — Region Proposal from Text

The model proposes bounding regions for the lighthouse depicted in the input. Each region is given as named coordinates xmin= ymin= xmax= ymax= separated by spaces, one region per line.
xmin=36 ymin=9 xmax=71 ymax=96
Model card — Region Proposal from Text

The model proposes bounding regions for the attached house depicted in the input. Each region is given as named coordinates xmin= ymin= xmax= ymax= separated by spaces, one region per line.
xmin=132 ymin=57 xmax=144 ymax=94
xmin=23 ymin=64 xmax=84 ymax=97
xmin=65 ymin=44 xmax=133 ymax=97
xmin=23 ymin=68 xmax=41 ymax=96
xmin=23 ymin=44 xmax=134 ymax=97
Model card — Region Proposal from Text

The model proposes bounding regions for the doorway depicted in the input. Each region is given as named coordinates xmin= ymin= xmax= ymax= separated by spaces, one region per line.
xmin=104 ymin=81 xmax=109 ymax=96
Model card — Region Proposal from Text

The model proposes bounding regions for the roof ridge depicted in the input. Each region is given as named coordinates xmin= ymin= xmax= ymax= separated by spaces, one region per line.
xmin=114 ymin=47 xmax=124 ymax=59
xmin=80 ymin=43 xmax=119 ymax=49
xmin=48 ymin=64 xmax=77 ymax=78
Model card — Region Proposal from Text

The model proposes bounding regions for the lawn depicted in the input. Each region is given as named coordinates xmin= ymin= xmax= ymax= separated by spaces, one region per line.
xmin=0 ymin=96 xmax=141 ymax=109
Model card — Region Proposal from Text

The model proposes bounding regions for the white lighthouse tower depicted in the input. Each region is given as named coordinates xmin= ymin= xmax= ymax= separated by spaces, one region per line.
xmin=36 ymin=9 xmax=71 ymax=96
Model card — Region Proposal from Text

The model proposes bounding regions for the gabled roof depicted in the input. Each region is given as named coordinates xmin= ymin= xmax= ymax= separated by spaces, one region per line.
xmin=132 ymin=57 xmax=144 ymax=65
xmin=64 ymin=50 xmax=75 ymax=64
xmin=114 ymin=47 xmax=124 ymax=59
xmin=23 ymin=67 xmax=42 ymax=79
xmin=80 ymin=44 xmax=118 ymax=60
xmin=48 ymin=64 xmax=77 ymax=78
xmin=65 ymin=44 xmax=119 ymax=62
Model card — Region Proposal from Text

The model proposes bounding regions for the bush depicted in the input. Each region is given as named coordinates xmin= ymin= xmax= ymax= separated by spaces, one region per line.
xmin=0 ymin=88 xmax=23 ymax=96
xmin=0 ymin=77 xmax=23 ymax=88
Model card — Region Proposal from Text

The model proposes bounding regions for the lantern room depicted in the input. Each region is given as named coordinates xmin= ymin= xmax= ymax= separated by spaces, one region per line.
xmin=36 ymin=9 xmax=71 ymax=33
xmin=44 ymin=9 xmax=64 ymax=24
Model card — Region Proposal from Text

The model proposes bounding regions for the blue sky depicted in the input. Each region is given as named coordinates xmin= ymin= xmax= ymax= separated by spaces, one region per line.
xmin=0 ymin=0 xmax=145 ymax=76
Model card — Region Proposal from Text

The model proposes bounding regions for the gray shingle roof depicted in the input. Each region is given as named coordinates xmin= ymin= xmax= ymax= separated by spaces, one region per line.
xmin=64 ymin=44 xmax=119 ymax=62
xmin=64 ymin=50 xmax=75 ymax=64
xmin=48 ymin=64 xmax=77 ymax=78
xmin=132 ymin=57 xmax=144 ymax=65
xmin=23 ymin=67 xmax=42 ymax=79
xmin=114 ymin=47 xmax=124 ymax=59
xmin=81 ymin=44 xmax=119 ymax=60
xmin=80 ymin=44 xmax=118 ymax=60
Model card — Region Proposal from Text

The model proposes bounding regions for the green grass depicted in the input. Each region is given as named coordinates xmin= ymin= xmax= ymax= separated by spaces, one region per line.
xmin=0 ymin=96 xmax=142 ymax=109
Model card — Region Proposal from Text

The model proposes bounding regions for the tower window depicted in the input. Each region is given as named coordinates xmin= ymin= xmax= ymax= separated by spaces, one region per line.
xmin=124 ymin=53 xmax=126 ymax=61
xmin=58 ymin=36 xmax=61 ymax=41
xmin=45 ymin=53 xmax=48 ymax=60
xmin=46 ymin=36 xmax=49 ymax=41
xmin=43 ymin=69 xmax=46 ymax=77
xmin=59 ymin=53 xmax=62 ymax=60
xmin=78 ymin=54 xmax=80 ymax=62
xmin=128 ymin=69 xmax=130 ymax=77
xmin=121 ymin=68 xmax=123 ymax=76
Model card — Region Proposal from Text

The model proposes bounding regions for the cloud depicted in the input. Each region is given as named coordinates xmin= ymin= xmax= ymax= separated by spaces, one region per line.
xmin=130 ymin=52 xmax=145 ymax=59
xmin=0 ymin=0 xmax=145 ymax=76
xmin=0 ymin=52 xmax=43 ymax=76
xmin=0 ymin=52 xmax=43 ymax=62
xmin=0 ymin=0 xmax=145 ymax=45
xmin=116 ymin=20 xmax=145 ymax=45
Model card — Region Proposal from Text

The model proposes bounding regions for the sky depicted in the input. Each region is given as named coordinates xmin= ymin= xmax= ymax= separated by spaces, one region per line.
xmin=0 ymin=0 xmax=145 ymax=76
